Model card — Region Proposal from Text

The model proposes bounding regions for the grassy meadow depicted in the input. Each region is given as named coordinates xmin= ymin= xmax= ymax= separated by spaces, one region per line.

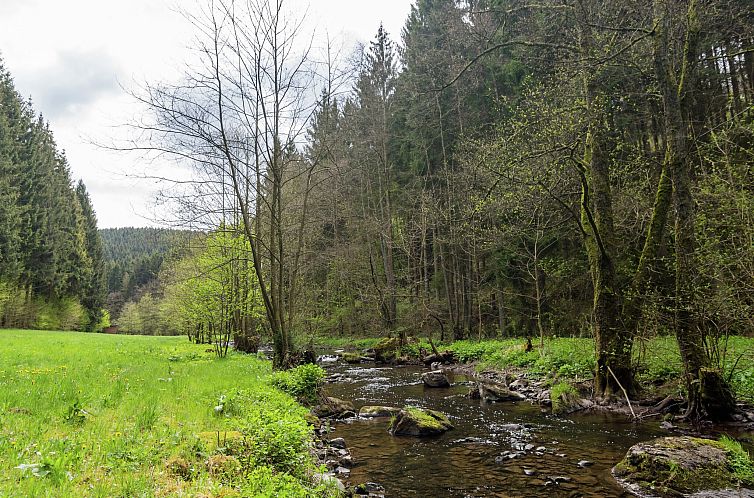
xmin=0 ymin=330 xmax=334 ymax=497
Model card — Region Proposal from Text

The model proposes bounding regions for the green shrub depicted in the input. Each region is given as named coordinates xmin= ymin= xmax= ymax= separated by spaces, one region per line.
xmin=718 ymin=436 xmax=754 ymax=485
xmin=550 ymin=382 xmax=579 ymax=415
xmin=270 ymin=364 xmax=325 ymax=405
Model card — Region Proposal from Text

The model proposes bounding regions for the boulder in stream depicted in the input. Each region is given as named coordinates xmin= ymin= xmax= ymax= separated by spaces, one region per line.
xmin=312 ymin=396 xmax=356 ymax=419
xmin=388 ymin=407 xmax=454 ymax=436
xmin=612 ymin=436 xmax=754 ymax=497
xmin=371 ymin=337 xmax=401 ymax=363
xmin=359 ymin=405 xmax=402 ymax=418
xmin=341 ymin=352 xmax=363 ymax=364
xmin=477 ymin=382 xmax=526 ymax=402
xmin=422 ymin=370 xmax=451 ymax=388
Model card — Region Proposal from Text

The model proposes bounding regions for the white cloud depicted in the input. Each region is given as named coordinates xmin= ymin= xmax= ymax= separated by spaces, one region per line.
xmin=0 ymin=0 xmax=412 ymax=228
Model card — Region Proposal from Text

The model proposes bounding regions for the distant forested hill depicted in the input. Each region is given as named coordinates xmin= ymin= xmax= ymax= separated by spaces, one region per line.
xmin=100 ymin=227 xmax=194 ymax=318
xmin=0 ymin=59 xmax=105 ymax=331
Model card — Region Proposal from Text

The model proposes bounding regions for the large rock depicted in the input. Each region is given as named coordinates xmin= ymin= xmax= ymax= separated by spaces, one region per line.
xmin=613 ymin=436 xmax=753 ymax=497
xmin=422 ymin=350 xmax=456 ymax=366
xmin=551 ymin=383 xmax=590 ymax=415
xmin=477 ymin=382 xmax=526 ymax=402
xmin=341 ymin=352 xmax=363 ymax=364
xmin=388 ymin=407 xmax=454 ymax=437
xmin=422 ymin=370 xmax=451 ymax=388
xmin=312 ymin=397 xmax=356 ymax=418
xmin=372 ymin=337 xmax=400 ymax=363
xmin=358 ymin=405 xmax=402 ymax=418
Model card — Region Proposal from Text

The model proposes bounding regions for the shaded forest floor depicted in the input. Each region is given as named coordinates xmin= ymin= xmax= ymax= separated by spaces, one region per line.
xmin=0 ymin=330 xmax=338 ymax=497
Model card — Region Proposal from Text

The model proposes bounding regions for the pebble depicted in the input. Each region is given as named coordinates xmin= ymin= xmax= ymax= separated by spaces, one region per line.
xmin=523 ymin=468 xmax=536 ymax=476
xmin=335 ymin=466 xmax=350 ymax=476
xmin=577 ymin=460 xmax=593 ymax=467
xmin=329 ymin=437 xmax=347 ymax=449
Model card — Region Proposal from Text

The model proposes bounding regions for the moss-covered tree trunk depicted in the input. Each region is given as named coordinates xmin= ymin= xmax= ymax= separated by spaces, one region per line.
xmin=581 ymin=120 xmax=634 ymax=399
xmin=653 ymin=0 xmax=735 ymax=420
xmin=577 ymin=7 xmax=635 ymax=399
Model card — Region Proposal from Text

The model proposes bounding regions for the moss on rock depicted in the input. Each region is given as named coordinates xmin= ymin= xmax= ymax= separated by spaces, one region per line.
xmin=388 ymin=406 xmax=453 ymax=436
xmin=613 ymin=436 xmax=754 ymax=497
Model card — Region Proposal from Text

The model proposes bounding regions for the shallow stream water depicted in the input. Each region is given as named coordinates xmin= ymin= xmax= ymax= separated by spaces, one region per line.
xmin=322 ymin=362 xmax=668 ymax=498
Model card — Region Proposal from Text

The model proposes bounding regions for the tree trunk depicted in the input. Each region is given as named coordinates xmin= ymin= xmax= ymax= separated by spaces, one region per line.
xmin=653 ymin=0 xmax=734 ymax=420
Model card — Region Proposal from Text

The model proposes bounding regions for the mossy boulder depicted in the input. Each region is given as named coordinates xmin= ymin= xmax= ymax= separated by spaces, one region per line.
xmin=422 ymin=370 xmax=451 ymax=388
xmin=550 ymin=382 xmax=588 ymax=415
xmin=388 ymin=407 xmax=454 ymax=437
xmin=372 ymin=338 xmax=400 ymax=363
xmin=358 ymin=405 xmax=402 ymax=418
xmin=341 ymin=352 xmax=362 ymax=364
xmin=612 ymin=436 xmax=754 ymax=497
xmin=312 ymin=396 xmax=356 ymax=419
xmin=477 ymin=382 xmax=526 ymax=403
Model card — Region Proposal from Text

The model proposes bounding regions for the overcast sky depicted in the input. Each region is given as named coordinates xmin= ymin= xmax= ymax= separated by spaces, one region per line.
xmin=0 ymin=0 xmax=411 ymax=228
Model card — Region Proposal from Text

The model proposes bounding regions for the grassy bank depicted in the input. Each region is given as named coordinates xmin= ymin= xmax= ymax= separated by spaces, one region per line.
xmin=315 ymin=335 xmax=754 ymax=403
xmin=0 ymin=330 xmax=335 ymax=497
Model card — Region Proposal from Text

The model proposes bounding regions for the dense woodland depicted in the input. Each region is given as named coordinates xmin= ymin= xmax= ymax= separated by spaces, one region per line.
xmin=100 ymin=227 xmax=192 ymax=319
xmin=121 ymin=0 xmax=753 ymax=420
xmin=1 ymin=0 xmax=753 ymax=423
xmin=0 ymin=61 xmax=105 ymax=331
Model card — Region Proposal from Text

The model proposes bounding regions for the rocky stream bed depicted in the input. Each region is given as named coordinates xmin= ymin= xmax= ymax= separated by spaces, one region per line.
xmin=310 ymin=353 xmax=754 ymax=497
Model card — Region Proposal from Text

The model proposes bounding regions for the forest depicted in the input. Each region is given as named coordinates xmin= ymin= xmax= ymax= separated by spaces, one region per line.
xmin=0 ymin=61 xmax=105 ymax=332
xmin=110 ymin=0 xmax=753 ymax=420
xmin=1 ymin=0 xmax=754 ymax=496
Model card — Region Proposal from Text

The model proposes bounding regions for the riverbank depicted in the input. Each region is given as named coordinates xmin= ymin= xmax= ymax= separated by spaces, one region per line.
xmin=0 ymin=330 xmax=338 ymax=497
xmin=315 ymin=335 xmax=754 ymax=418
xmin=313 ymin=339 xmax=754 ymax=496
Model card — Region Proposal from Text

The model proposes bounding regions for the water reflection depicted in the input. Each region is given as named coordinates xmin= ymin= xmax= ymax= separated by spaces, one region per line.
xmin=324 ymin=363 xmax=667 ymax=497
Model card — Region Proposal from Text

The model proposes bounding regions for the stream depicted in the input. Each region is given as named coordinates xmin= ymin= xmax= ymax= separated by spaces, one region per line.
xmin=320 ymin=360 xmax=669 ymax=497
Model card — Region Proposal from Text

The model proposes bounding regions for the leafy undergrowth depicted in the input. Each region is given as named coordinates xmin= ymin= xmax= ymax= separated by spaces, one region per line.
xmin=443 ymin=336 xmax=754 ymax=402
xmin=0 ymin=330 xmax=338 ymax=497
xmin=270 ymin=364 xmax=326 ymax=405
xmin=718 ymin=435 xmax=754 ymax=486
xmin=447 ymin=338 xmax=595 ymax=381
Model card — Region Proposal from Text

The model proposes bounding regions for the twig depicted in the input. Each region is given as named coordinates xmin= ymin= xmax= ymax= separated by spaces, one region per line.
xmin=607 ymin=365 xmax=637 ymax=420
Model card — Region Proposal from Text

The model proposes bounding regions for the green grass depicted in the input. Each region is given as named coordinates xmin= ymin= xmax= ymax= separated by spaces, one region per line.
xmin=0 ymin=330 xmax=337 ymax=497
xmin=718 ymin=435 xmax=754 ymax=486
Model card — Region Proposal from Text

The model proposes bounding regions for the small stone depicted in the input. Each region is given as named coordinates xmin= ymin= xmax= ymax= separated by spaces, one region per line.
xmin=524 ymin=444 xmax=535 ymax=451
xmin=577 ymin=460 xmax=593 ymax=467
xmin=523 ymin=468 xmax=536 ymax=476
xmin=536 ymin=446 xmax=546 ymax=452
xmin=335 ymin=466 xmax=350 ymax=476
xmin=329 ymin=437 xmax=347 ymax=449
xmin=422 ymin=370 xmax=451 ymax=388
xmin=509 ymin=378 xmax=530 ymax=390
xmin=660 ymin=421 xmax=674 ymax=430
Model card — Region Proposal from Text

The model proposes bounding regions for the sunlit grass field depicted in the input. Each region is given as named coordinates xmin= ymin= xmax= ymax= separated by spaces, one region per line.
xmin=0 ymin=330 xmax=329 ymax=497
